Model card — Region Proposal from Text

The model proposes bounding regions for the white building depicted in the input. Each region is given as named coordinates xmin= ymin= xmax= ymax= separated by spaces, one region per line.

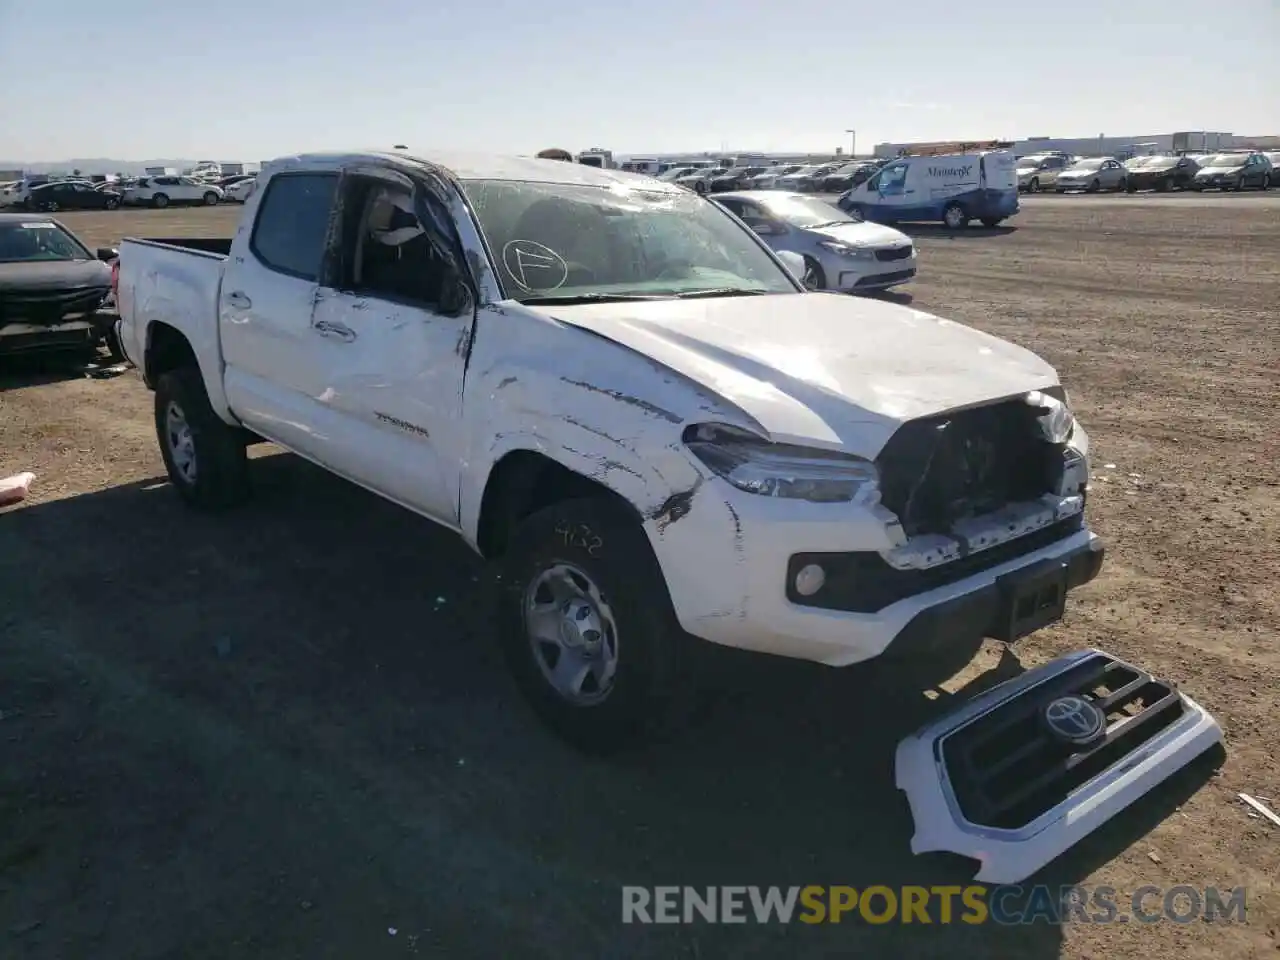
xmin=873 ymin=131 xmax=1236 ymax=160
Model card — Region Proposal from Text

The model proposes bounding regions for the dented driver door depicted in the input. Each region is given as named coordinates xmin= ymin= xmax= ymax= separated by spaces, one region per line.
xmin=303 ymin=168 xmax=475 ymax=528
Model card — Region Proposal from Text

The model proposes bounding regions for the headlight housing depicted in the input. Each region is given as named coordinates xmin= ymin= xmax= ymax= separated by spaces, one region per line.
xmin=684 ymin=424 xmax=879 ymax=503
xmin=817 ymin=240 xmax=873 ymax=259
xmin=1026 ymin=388 xmax=1075 ymax=444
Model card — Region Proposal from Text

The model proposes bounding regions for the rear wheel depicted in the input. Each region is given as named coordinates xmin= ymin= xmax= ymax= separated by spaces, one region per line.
xmin=154 ymin=367 xmax=250 ymax=510
xmin=152 ymin=193 xmax=169 ymax=209
xmin=497 ymin=498 xmax=696 ymax=754
xmin=942 ymin=202 xmax=968 ymax=229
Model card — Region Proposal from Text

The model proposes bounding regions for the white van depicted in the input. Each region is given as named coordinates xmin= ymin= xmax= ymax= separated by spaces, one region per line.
xmin=837 ymin=150 xmax=1019 ymax=229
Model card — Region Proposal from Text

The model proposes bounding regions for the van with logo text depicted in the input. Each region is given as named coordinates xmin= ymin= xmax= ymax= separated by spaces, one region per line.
xmin=837 ymin=148 xmax=1019 ymax=230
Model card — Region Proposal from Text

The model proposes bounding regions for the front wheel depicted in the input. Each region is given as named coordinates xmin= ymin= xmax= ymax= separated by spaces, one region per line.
xmin=1027 ymin=177 xmax=1039 ymax=194
xmin=154 ymin=367 xmax=250 ymax=510
xmin=942 ymin=202 xmax=968 ymax=229
xmin=497 ymin=498 xmax=695 ymax=754
xmin=1261 ymin=175 xmax=1271 ymax=191
xmin=1087 ymin=179 xmax=1101 ymax=193
xmin=152 ymin=193 xmax=170 ymax=209
xmin=105 ymin=197 xmax=120 ymax=210
xmin=203 ymin=191 xmax=218 ymax=205
xmin=801 ymin=256 xmax=826 ymax=290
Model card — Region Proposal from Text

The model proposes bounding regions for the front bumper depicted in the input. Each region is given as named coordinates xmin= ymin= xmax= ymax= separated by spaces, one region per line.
xmin=647 ymin=476 xmax=1104 ymax=667
xmin=896 ymin=648 xmax=1223 ymax=883
xmin=826 ymin=250 xmax=919 ymax=293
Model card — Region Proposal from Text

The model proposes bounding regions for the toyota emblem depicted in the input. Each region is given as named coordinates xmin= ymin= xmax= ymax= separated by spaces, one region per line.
xmin=1042 ymin=695 xmax=1106 ymax=748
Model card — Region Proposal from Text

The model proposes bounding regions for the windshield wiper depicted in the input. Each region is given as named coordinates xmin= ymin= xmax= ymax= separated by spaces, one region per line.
xmin=806 ymin=220 xmax=854 ymax=229
xmin=672 ymin=287 xmax=773 ymax=299
xmin=519 ymin=293 xmax=662 ymax=305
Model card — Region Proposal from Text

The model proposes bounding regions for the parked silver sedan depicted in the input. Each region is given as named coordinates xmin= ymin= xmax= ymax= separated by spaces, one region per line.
xmin=712 ymin=191 xmax=917 ymax=293
xmin=1055 ymin=157 xmax=1129 ymax=192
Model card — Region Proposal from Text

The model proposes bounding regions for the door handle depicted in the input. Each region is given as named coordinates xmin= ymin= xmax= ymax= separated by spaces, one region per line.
xmin=225 ymin=290 xmax=252 ymax=309
xmin=314 ymin=319 xmax=357 ymax=342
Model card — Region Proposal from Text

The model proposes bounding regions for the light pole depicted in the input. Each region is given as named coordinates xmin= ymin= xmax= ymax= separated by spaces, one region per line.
xmin=845 ymin=129 xmax=856 ymax=157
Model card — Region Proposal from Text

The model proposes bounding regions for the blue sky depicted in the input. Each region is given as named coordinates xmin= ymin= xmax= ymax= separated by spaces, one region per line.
xmin=1 ymin=0 xmax=1275 ymax=161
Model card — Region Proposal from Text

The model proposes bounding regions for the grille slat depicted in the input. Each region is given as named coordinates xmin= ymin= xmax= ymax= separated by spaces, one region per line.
xmin=874 ymin=245 xmax=913 ymax=262
xmin=941 ymin=653 xmax=1186 ymax=830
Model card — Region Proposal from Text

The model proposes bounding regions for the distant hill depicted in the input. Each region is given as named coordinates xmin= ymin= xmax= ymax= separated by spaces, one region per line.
xmin=0 ymin=159 xmax=202 ymax=176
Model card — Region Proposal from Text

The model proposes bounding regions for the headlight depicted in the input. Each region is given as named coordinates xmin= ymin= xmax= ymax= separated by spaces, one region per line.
xmin=684 ymin=424 xmax=879 ymax=503
xmin=1026 ymin=389 xmax=1075 ymax=444
xmin=817 ymin=240 xmax=873 ymax=259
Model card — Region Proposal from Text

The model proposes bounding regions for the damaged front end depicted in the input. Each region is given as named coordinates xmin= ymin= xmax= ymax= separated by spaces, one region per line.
xmin=895 ymin=649 xmax=1223 ymax=884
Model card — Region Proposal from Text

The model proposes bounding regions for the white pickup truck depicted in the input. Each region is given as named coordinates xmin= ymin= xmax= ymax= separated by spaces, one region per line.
xmin=114 ymin=151 xmax=1106 ymax=755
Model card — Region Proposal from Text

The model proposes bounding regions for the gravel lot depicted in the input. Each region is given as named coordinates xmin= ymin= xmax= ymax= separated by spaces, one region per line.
xmin=1 ymin=196 xmax=1277 ymax=959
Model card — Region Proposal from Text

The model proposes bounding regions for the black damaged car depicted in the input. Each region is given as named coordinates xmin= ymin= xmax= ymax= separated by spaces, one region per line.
xmin=1124 ymin=154 xmax=1200 ymax=192
xmin=0 ymin=214 xmax=120 ymax=357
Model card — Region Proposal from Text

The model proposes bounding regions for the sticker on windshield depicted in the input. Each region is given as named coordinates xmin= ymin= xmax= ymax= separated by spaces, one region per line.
xmin=502 ymin=240 xmax=569 ymax=291
xmin=21 ymin=222 xmax=57 ymax=228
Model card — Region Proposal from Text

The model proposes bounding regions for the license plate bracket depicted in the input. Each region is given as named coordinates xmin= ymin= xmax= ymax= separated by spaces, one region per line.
xmin=992 ymin=559 xmax=1069 ymax=642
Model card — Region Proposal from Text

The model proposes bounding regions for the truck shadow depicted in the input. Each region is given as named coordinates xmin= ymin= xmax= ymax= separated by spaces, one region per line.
xmin=0 ymin=451 xmax=1221 ymax=958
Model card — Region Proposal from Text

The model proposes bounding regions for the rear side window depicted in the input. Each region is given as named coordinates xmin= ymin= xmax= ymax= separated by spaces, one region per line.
xmin=249 ymin=172 xmax=338 ymax=280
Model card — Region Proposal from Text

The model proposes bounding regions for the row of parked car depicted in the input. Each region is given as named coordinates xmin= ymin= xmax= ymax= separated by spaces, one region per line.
xmin=0 ymin=173 xmax=258 ymax=212
xmin=653 ymin=159 xmax=886 ymax=196
xmin=1016 ymin=150 xmax=1278 ymax=194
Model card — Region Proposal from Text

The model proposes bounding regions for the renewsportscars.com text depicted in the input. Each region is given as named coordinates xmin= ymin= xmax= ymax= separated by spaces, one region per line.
xmin=621 ymin=885 xmax=1247 ymax=925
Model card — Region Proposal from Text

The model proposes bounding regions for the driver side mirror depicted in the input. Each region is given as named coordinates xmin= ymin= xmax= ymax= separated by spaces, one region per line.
xmin=96 ymin=247 xmax=118 ymax=261
xmin=437 ymin=272 xmax=474 ymax=318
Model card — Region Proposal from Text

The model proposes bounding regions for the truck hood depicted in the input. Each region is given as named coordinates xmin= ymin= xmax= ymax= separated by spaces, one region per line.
xmin=530 ymin=293 xmax=1059 ymax=457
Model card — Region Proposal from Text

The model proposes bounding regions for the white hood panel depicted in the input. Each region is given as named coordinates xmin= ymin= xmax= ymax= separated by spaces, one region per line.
xmin=533 ymin=293 xmax=1059 ymax=456
xmin=813 ymin=220 xmax=911 ymax=247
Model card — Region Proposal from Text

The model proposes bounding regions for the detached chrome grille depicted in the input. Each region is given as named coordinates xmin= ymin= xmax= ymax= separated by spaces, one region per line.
xmin=874 ymin=245 xmax=913 ymax=262
xmin=876 ymin=399 xmax=1064 ymax=536
xmin=941 ymin=652 xmax=1186 ymax=830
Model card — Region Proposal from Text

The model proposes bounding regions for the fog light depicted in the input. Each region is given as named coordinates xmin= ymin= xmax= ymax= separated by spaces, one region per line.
xmin=794 ymin=563 xmax=826 ymax=597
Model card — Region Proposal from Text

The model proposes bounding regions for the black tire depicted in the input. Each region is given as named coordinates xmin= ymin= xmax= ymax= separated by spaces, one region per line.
xmin=801 ymin=256 xmax=826 ymax=290
xmin=154 ymin=367 xmax=250 ymax=510
xmin=1116 ymin=177 xmax=1127 ymax=193
xmin=105 ymin=197 xmax=120 ymax=210
xmin=203 ymin=191 xmax=218 ymax=205
xmin=1087 ymin=179 xmax=1101 ymax=193
xmin=694 ymin=181 xmax=707 ymax=195
xmin=942 ymin=202 xmax=969 ymax=229
xmin=1263 ymin=174 xmax=1272 ymax=191
xmin=152 ymin=193 xmax=169 ymax=209
xmin=496 ymin=497 xmax=695 ymax=754
xmin=1126 ymin=181 xmax=1137 ymax=193
xmin=1027 ymin=177 xmax=1039 ymax=194
xmin=102 ymin=322 xmax=125 ymax=362
xmin=1233 ymin=177 xmax=1243 ymax=192
xmin=980 ymin=217 xmax=1002 ymax=228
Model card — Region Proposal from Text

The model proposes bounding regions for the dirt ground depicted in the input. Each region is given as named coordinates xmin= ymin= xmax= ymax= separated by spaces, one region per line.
xmin=1 ymin=196 xmax=1277 ymax=959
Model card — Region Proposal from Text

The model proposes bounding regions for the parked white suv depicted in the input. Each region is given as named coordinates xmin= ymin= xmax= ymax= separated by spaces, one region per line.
xmin=123 ymin=175 xmax=223 ymax=208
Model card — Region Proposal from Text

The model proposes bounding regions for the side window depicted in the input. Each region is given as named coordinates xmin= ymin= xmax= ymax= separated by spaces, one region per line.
xmin=340 ymin=178 xmax=451 ymax=308
xmin=249 ymin=172 xmax=339 ymax=280
xmin=715 ymin=198 xmax=745 ymax=217
xmin=880 ymin=164 xmax=909 ymax=190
